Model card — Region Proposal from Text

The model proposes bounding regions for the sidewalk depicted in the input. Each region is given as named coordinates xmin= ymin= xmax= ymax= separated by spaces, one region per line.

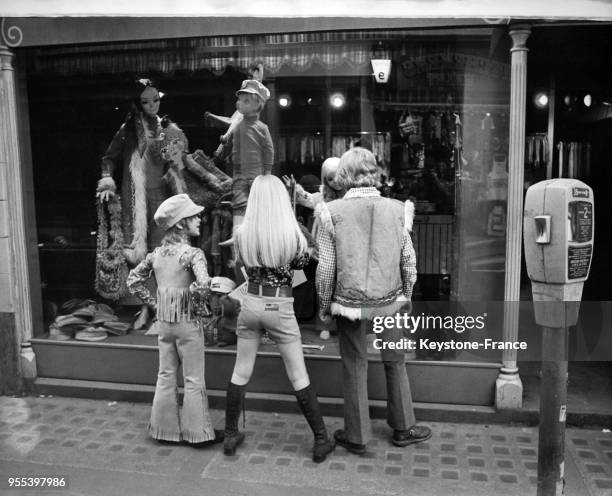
xmin=1 ymin=395 xmax=611 ymax=496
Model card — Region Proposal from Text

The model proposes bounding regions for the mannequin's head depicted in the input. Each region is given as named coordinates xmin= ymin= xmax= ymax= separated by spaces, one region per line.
xmin=235 ymin=79 xmax=269 ymax=117
xmin=236 ymin=92 xmax=264 ymax=116
xmin=131 ymin=78 xmax=161 ymax=117
xmin=321 ymin=157 xmax=341 ymax=191
xmin=138 ymin=86 xmax=160 ymax=117
xmin=320 ymin=157 xmax=343 ymax=202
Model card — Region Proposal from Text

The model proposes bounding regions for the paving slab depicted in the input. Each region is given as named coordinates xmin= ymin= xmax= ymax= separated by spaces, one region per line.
xmin=1 ymin=395 xmax=611 ymax=496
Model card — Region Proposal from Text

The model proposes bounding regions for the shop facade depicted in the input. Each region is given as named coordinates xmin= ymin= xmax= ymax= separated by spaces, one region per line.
xmin=0 ymin=15 xmax=609 ymax=408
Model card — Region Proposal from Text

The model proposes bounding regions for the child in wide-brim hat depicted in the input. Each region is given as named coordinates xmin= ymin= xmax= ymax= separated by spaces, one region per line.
xmin=127 ymin=193 xmax=223 ymax=446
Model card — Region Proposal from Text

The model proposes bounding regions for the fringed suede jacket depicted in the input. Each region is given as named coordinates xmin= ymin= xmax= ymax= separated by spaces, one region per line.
xmin=126 ymin=242 xmax=212 ymax=322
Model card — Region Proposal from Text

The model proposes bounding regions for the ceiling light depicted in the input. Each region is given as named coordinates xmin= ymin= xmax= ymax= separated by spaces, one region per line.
xmin=278 ymin=95 xmax=291 ymax=108
xmin=534 ymin=93 xmax=548 ymax=108
xmin=330 ymin=93 xmax=345 ymax=109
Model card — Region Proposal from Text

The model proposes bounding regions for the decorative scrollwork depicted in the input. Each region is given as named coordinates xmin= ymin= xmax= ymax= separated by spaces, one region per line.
xmin=1 ymin=18 xmax=23 ymax=48
xmin=482 ymin=18 xmax=511 ymax=25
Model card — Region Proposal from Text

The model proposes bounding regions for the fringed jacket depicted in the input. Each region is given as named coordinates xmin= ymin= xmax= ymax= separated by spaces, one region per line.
xmin=126 ymin=242 xmax=212 ymax=321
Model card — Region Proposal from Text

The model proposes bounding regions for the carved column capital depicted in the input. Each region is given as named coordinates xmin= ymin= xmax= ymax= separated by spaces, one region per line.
xmin=509 ymin=24 xmax=531 ymax=52
xmin=0 ymin=45 xmax=14 ymax=72
xmin=1 ymin=18 xmax=23 ymax=49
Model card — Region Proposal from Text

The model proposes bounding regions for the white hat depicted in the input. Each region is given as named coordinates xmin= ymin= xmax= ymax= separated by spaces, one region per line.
xmin=210 ymin=277 xmax=236 ymax=294
xmin=236 ymin=79 xmax=270 ymax=102
xmin=154 ymin=194 xmax=204 ymax=230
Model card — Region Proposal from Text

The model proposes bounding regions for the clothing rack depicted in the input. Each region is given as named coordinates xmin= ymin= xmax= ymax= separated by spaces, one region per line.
xmin=525 ymin=133 xmax=550 ymax=174
xmin=275 ymin=131 xmax=392 ymax=166
xmin=331 ymin=132 xmax=391 ymax=165
xmin=556 ymin=140 xmax=591 ymax=179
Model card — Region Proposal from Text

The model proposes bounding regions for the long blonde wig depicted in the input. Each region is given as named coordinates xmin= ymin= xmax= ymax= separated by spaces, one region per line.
xmin=235 ymin=175 xmax=307 ymax=268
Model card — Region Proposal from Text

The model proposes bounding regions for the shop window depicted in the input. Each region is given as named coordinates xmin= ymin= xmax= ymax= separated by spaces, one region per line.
xmin=27 ymin=28 xmax=511 ymax=364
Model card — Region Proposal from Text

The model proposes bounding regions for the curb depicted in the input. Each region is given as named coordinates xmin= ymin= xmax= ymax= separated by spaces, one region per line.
xmin=33 ymin=377 xmax=612 ymax=428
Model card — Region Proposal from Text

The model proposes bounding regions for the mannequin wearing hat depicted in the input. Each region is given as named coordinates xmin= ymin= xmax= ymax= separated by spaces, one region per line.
xmin=203 ymin=64 xmax=264 ymax=165
xmin=96 ymin=79 xmax=171 ymax=330
xmin=127 ymin=194 xmax=223 ymax=446
xmin=227 ymin=79 xmax=274 ymax=226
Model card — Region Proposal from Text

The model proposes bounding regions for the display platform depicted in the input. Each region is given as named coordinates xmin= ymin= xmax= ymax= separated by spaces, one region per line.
xmin=32 ymin=323 xmax=501 ymax=406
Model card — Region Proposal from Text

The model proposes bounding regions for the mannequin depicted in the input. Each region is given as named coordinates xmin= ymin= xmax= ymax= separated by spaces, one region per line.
xmin=227 ymin=78 xmax=273 ymax=227
xmin=158 ymin=119 xmax=234 ymax=276
xmin=97 ymin=79 xmax=171 ymax=330
xmin=158 ymin=120 xmax=232 ymax=211
xmin=203 ymin=64 xmax=271 ymax=231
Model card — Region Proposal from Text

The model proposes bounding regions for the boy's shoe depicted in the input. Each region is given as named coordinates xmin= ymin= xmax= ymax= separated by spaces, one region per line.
xmin=333 ymin=429 xmax=366 ymax=455
xmin=392 ymin=425 xmax=432 ymax=447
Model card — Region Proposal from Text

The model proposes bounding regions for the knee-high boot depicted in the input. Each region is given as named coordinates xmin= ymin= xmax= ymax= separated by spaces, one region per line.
xmin=295 ymin=384 xmax=335 ymax=463
xmin=224 ymin=381 xmax=246 ymax=456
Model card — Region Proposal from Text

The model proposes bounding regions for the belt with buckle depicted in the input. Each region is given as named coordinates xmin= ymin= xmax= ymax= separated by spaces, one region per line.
xmin=247 ymin=283 xmax=292 ymax=298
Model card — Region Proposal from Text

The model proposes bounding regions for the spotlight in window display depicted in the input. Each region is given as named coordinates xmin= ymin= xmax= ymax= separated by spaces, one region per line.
xmin=278 ymin=94 xmax=292 ymax=108
xmin=534 ymin=92 xmax=548 ymax=108
xmin=329 ymin=93 xmax=346 ymax=109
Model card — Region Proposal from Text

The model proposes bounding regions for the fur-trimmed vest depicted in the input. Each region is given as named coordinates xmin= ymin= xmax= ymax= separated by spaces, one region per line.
xmin=323 ymin=194 xmax=414 ymax=320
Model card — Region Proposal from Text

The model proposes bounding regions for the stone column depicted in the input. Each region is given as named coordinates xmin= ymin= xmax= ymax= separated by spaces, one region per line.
xmin=0 ymin=18 xmax=37 ymax=387
xmin=495 ymin=24 xmax=530 ymax=410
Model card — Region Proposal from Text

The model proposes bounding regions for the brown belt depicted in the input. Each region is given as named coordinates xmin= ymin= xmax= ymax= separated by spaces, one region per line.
xmin=247 ymin=283 xmax=292 ymax=297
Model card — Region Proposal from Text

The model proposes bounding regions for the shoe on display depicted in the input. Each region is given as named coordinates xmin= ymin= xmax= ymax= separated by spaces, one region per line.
xmin=48 ymin=323 xmax=71 ymax=341
xmin=74 ymin=328 xmax=108 ymax=342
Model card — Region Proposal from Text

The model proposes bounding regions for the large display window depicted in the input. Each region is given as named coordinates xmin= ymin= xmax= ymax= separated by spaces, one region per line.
xmin=26 ymin=27 xmax=510 ymax=366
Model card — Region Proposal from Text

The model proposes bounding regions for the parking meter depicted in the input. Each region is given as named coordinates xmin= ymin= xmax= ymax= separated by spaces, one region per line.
xmin=523 ymin=179 xmax=594 ymax=327
xmin=523 ymin=178 xmax=594 ymax=496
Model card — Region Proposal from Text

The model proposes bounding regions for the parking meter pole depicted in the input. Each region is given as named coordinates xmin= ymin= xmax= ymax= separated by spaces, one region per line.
xmin=537 ymin=325 xmax=568 ymax=496
xmin=523 ymin=180 xmax=594 ymax=496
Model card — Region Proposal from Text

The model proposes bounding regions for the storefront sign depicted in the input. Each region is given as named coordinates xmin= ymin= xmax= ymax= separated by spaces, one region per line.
xmin=399 ymin=53 xmax=510 ymax=81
